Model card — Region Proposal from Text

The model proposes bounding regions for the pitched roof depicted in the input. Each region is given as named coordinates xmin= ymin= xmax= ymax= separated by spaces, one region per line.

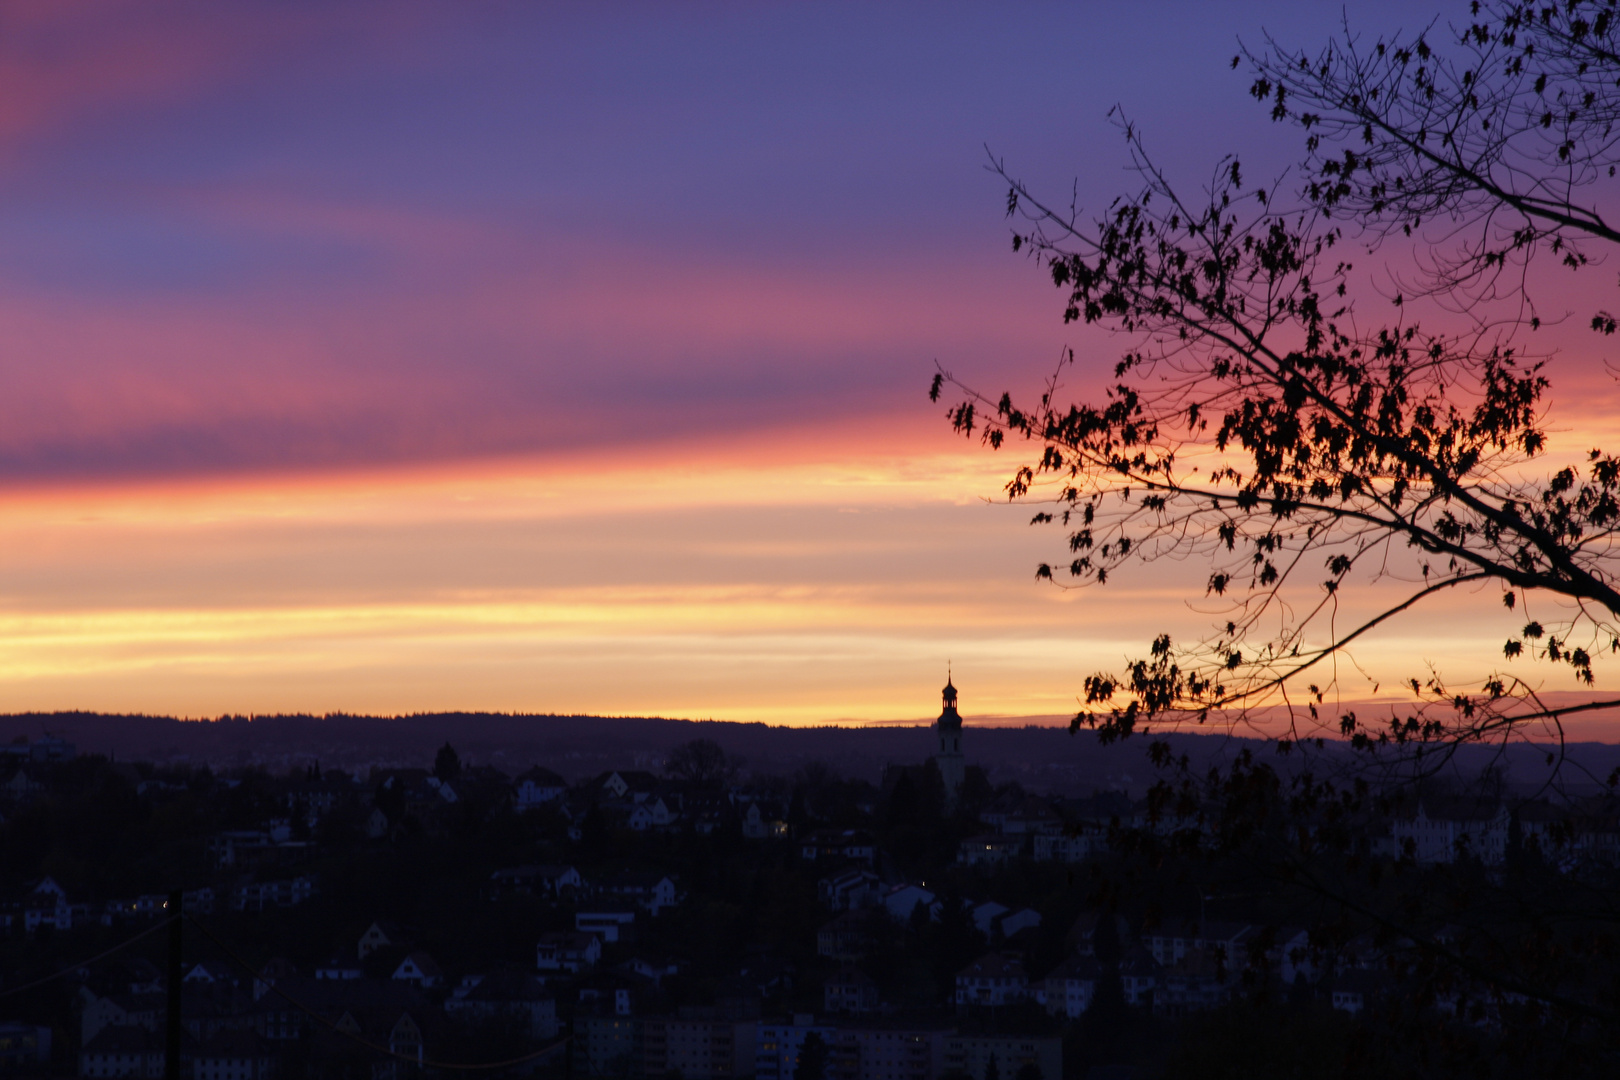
xmin=395 ymin=953 xmax=443 ymax=979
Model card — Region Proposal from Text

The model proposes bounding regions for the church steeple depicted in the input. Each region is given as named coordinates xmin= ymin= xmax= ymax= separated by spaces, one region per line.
xmin=934 ymin=668 xmax=964 ymax=802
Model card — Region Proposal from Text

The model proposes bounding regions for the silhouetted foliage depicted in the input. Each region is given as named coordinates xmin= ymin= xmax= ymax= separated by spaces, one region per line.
xmin=794 ymin=1032 xmax=829 ymax=1080
xmin=433 ymin=741 xmax=461 ymax=782
xmin=664 ymin=738 xmax=740 ymax=784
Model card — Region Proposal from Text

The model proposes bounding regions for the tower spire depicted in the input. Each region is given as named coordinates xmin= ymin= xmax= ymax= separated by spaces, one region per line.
xmin=934 ymin=667 xmax=964 ymax=803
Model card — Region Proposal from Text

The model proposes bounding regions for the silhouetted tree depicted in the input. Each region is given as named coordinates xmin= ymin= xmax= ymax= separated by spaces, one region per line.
xmin=794 ymin=1033 xmax=828 ymax=1080
xmin=433 ymin=741 xmax=461 ymax=782
xmin=938 ymin=0 xmax=1620 ymax=754
xmin=664 ymin=738 xmax=738 ymax=784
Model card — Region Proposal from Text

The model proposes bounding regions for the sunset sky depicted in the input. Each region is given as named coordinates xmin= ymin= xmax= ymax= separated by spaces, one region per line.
xmin=4 ymin=1 xmax=1617 ymax=729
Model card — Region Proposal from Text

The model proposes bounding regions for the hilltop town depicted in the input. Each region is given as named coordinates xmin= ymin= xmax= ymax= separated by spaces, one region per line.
xmin=0 ymin=682 xmax=1617 ymax=1078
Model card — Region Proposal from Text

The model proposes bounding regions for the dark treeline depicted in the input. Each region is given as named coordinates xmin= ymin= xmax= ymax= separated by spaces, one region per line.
xmin=4 ymin=712 xmax=1619 ymax=795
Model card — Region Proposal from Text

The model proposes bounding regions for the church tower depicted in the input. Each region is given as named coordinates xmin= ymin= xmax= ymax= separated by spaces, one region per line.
xmin=934 ymin=674 xmax=964 ymax=803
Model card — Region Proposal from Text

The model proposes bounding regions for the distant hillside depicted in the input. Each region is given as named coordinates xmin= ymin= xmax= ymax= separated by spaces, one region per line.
xmin=1 ymin=711 xmax=1615 ymax=796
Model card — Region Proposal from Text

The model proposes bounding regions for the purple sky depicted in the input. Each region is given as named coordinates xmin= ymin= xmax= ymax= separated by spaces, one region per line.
xmin=0 ymin=0 xmax=1449 ymax=482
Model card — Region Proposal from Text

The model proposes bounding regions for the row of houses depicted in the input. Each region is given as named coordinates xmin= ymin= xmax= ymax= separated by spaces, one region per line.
xmin=291 ymin=765 xmax=791 ymax=840
xmin=5 ymin=875 xmax=317 ymax=937
xmin=950 ymin=909 xmax=1438 ymax=1023
xmin=77 ymin=950 xmax=1062 ymax=1080
xmin=960 ymin=788 xmax=1620 ymax=870
xmin=568 ymin=1010 xmax=1061 ymax=1080
xmin=487 ymin=865 xmax=681 ymax=913
xmin=78 ymin=975 xmax=449 ymax=1080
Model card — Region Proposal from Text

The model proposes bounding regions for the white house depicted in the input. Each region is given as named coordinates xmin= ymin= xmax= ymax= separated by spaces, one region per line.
xmin=514 ymin=767 xmax=568 ymax=808
xmin=818 ymin=869 xmax=881 ymax=911
xmin=740 ymin=800 xmax=788 ymax=839
xmin=1042 ymin=955 xmax=1101 ymax=1018
xmin=24 ymin=877 xmax=73 ymax=932
xmin=627 ymin=798 xmax=680 ymax=831
xmin=954 ymin=952 xmax=1030 ymax=1008
xmin=1391 ymin=799 xmax=1511 ymax=865
xmin=391 ymin=953 xmax=443 ymax=989
xmin=881 ymin=884 xmax=939 ymax=923
xmin=598 ymin=871 xmax=679 ymax=914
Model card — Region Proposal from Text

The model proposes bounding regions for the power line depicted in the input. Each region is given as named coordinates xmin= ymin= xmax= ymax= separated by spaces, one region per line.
xmin=0 ymin=914 xmax=177 ymax=1000
xmin=185 ymin=914 xmax=570 ymax=1072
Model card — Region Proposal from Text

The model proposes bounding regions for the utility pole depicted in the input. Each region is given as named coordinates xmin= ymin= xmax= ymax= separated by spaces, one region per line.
xmin=165 ymin=890 xmax=182 ymax=1080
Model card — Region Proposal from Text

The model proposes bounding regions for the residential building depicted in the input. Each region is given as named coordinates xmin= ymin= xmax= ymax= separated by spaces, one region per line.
xmin=1042 ymin=955 xmax=1101 ymax=1019
xmin=954 ymin=953 xmax=1029 ymax=1009
xmin=490 ymin=864 xmax=582 ymax=898
xmin=1391 ymin=799 xmax=1512 ymax=865
xmin=823 ymin=970 xmax=880 ymax=1015
xmin=79 ymin=1025 xmax=164 ymax=1079
xmin=514 ymin=767 xmax=569 ymax=808
xmin=0 ymin=1023 xmax=50 ymax=1072
xmin=444 ymin=971 xmax=557 ymax=1038
xmin=880 ymin=885 xmax=938 ymax=924
xmin=817 ymin=911 xmax=880 ymax=962
xmin=573 ymin=1013 xmax=640 ymax=1078
xmin=819 ymin=869 xmax=882 ymax=911
xmin=188 ymin=1029 xmax=277 ymax=1080
xmin=957 ymin=835 xmax=1023 ymax=867
xmin=357 ymin=921 xmax=413 ymax=960
xmin=577 ymin=903 xmax=639 ymax=943
xmin=755 ymin=1016 xmax=836 ymax=1080
xmin=641 ymin=1016 xmax=756 ymax=1079
xmin=1031 ymin=828 xmax=1108 ymax=863
xmin=800 ymin=831 xmax=877 ymax=866
xmin=391 ymin=953 xmax=443 ymax=989
xmin=942 ymin=1035 xmax=1061 ymax=1080
xmin=537 ymin=932 xmax=601 ymax=973
xmin=598 ymin=871 xmax=680 ymax=914
xmin=829 ymin=1025 xmax=950 ymax=1080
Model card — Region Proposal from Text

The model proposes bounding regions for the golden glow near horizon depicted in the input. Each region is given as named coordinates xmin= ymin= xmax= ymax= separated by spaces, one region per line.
xmin=0 ymin=418 xmax=1609 ymax=734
